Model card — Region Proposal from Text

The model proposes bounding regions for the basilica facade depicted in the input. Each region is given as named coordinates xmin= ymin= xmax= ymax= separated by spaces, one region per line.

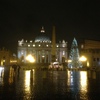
xmin=17 ymin=27 xmax=68 ymax=64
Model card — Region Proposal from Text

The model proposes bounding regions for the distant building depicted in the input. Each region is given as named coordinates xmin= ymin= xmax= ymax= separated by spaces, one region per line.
xmin=80 ymin=40 xmax=100 ymax=68
xmin=17 ymin=27 xmax=68 ymax=64
xmin=0 ymin=48 xmax=17 ymax=66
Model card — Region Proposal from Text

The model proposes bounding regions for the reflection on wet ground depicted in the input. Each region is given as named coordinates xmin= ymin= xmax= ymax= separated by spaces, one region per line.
xmin=0 ymin=66 xmax=100 ymax=100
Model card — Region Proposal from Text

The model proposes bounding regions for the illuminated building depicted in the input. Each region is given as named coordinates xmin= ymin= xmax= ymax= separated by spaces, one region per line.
xmin=0 ymin=48 xmax=17 ymax=66
xmin=17 ymin=26 xmax=68 ymax=64
xmin=80 ymin=40 xmax=100 ymax=68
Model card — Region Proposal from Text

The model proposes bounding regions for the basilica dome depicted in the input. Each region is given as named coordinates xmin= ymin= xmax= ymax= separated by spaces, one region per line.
xmin=35 ymin=27 xmax=51 ymax=43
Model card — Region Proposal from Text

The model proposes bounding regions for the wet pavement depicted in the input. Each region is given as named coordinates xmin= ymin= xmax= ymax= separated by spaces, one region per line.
xmin=0 ymin=66 xmax=100 ymax=100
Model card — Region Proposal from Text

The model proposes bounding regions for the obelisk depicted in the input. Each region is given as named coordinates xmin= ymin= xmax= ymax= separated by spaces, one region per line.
xmin=51 ymin=26 xmax=56 ymax=62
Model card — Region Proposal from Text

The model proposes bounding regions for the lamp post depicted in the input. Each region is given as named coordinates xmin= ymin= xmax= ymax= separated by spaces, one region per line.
xmin=79 ymin=56 xmax=87 ymax=68
xmin=26 ymin=54 xmax=35 ymax=63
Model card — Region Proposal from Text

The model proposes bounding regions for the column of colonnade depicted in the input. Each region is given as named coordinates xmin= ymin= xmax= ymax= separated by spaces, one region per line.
xmin=40 ymin=51 xmax=41 ymax=63
xmin=48 ymin=51 xmax=50 ymax=63
xmin=36 ymin=51 xmax=38 ymax=63
xmin=48 ymin=51 xmax=49 ymax=63
xmin=45 ymin=53 xmax=46 ymax=63
xmin=35 ymin=50 xmax=53 ymax=63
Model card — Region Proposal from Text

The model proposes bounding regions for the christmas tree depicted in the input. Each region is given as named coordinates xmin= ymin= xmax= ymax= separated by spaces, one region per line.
xmin=68 ymin=38 xmax=82 ymax=68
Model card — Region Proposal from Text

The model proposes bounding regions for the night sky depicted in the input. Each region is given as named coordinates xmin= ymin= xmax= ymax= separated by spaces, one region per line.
xmin=0 ymin=0 xmax=100 ymax=54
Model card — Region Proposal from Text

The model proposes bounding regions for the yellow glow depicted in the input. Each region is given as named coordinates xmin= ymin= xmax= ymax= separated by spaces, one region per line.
xmin=33 ymin=44 xmax=35 ymax=47
xmin=67 ymin=71 xmax=71 ymax=85
xmin=9 ymin=67 xmax=14 ymax=84
xmin=79 ymin=56 xmax=87 ymax=61
xmin=68 ymin=60 xmax=72 ymax=62
xmin=26 ymin=54 xmax=35 ymax=63
xmin=87 ymin=61 xmax=89 ymax=67
xmin=3 ymin=60 xmax=5 ymax=62
xmin=25 ymin=71 xmax=30 ymax=92
xmin=42 ymin=56 xmax=45 ymax=58
xmin=1 ymin=60 xmax=5 ymax=66
xmin=10 ymin=60 xmax=17 ymax=63
xmin=80 ymin=71 xmax=87 ymax=92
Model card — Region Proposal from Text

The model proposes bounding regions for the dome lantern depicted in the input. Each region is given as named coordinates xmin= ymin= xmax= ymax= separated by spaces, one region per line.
xmin=34 ymin=27 xmax=51 ymax=43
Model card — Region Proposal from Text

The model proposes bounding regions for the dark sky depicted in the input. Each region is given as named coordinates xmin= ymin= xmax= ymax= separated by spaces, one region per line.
xmin=0 ymin=0 xmax=100 ymax=53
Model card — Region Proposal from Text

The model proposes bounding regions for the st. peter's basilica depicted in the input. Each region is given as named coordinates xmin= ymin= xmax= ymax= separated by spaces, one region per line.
xmin=17 ymin=26 xmax=68 ymax=64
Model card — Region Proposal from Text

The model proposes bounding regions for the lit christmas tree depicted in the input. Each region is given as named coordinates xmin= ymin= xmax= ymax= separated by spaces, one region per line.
xmin=68 ymin=38 xmax=82 ymax=68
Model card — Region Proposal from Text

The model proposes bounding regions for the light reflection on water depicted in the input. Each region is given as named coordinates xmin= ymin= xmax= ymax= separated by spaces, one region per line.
xmin=24 ymin=70 xmax=30 ymax=93
xmin=23 ymin=69 xmax=35 ymax=98
xmin=0 ymin=66 xmax=100 ymax=99
xmin=79 ymin=71 xmax=88 ymax=100
xmin=67 ymin=71 xmax=87 ymax=89
xmin=67 ymin=70 xmax=88 ymax=99
xmin=9 ymin=67 xmax=14 ymax=84
xmin=0 ymin=67 xmax=4 ymax=85
xmin=80 ymin=71 xmax=87 ymax=92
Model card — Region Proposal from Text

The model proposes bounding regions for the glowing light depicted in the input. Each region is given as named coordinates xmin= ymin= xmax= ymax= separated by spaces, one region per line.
xmin=80 ymin=71 xmax=87 ymax=92
xmin=67 ymin=71 xmax=73 ymax=86
xmin=26 ymin=54 xmax=35 ymax=63
xmin=28 ymin=45 xmax=30 ymax=47
xmin=79 ymin=56 xmax=87 ymax=61
xmin=41 ymin=26 xmax=45 ymax=33
xmin=9 ymin=67 xmax=14 ymax=84
xmin=24 ymin=71 xmax=30 ymax=92
xmin=33 ymin=44 xmax=35 ymax=47
xmin=1 ymin=60 xmax=5 ymax=66
xmin=63 ymin=51 xmax=65 ymax=55
xmin=56 ymin=45 xmax=59 ymax=47
xmin=68 ymin=60 xmax=72 ymax=62
xmin=0 ymin=67 xmax=4 ymax=72
xmin=67 ymin=71 xmax=71 ymax=85
xmin=87 ymin=61 xmax=89 ymax=67
xmin=10 ymin=60 xmax=17 ymax=63
xmin=0 ymin=67 xmax=4 ymax=85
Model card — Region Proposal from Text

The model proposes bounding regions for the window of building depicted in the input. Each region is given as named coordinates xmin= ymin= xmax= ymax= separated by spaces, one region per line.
xmin=81 ymin=44 xmax=84 ymax=49
xmin=28 ymin=45 xmax=30 ymax=47
xmin=39 ymin=44 xmax=41 ymax=47
xmin=30 ymin=41 xmax=32 ymax=42
xmin=56 ymin=45 xmax=59 ymax=47
xmin=46 ymin=45 xmax=48 ymax=47
xmin=33 ymin=44 xmax=35 ymax=47
xmin=63 ymin=51 xmax=65 ymax=55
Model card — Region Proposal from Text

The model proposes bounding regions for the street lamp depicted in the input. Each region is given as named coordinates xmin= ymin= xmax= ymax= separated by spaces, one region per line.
xmin=79 ymin=56 xmax=87 ymax=68
xmin=26 ymin=54 xmax=35 ymax=63
xmin=79 ymin=56 xmax=87 ymax=62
